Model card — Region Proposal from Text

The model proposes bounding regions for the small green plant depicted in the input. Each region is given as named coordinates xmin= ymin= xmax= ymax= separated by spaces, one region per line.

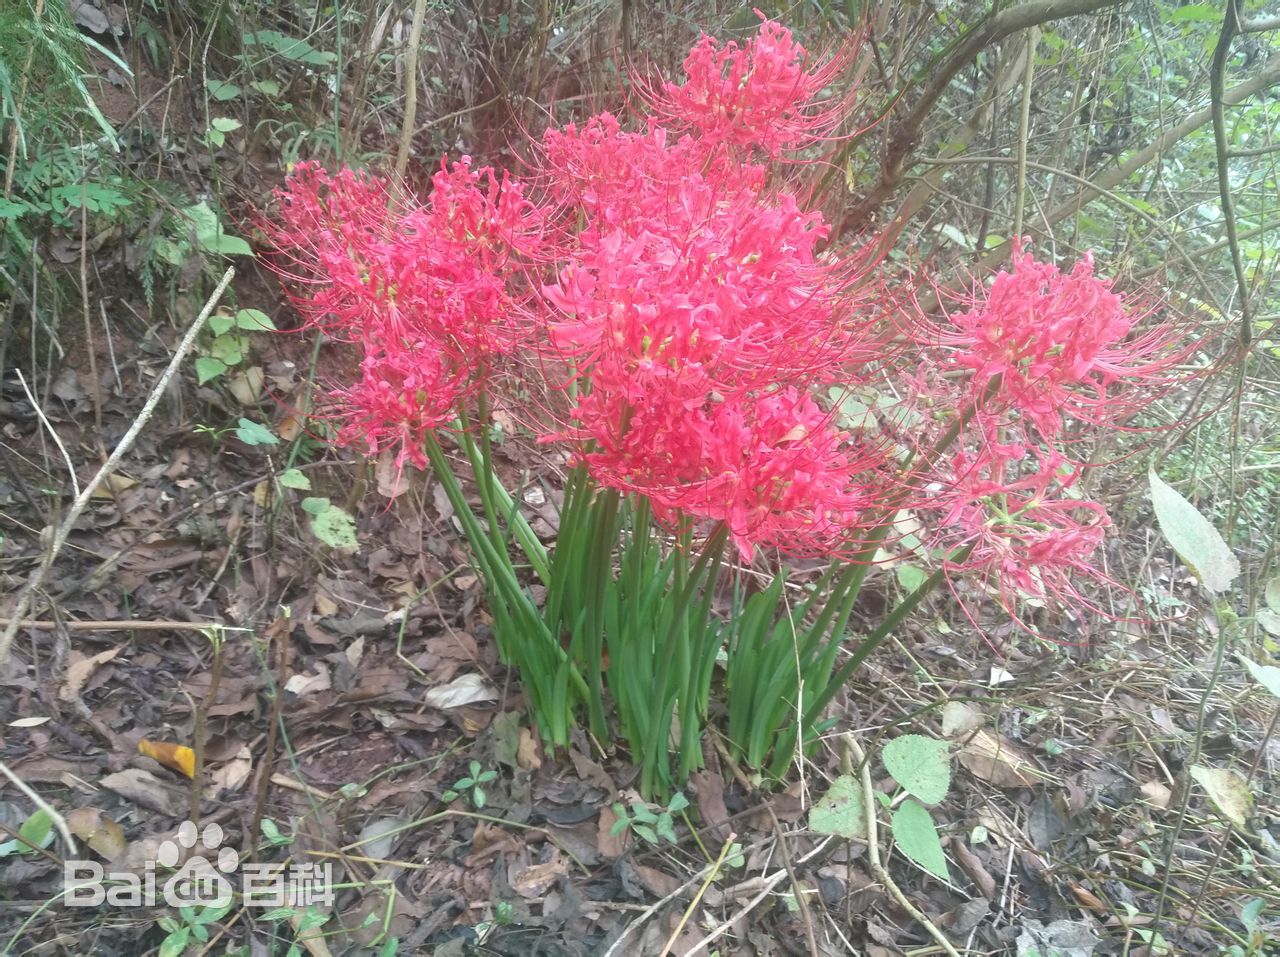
xmin=299 ymin=497 xmax=358 ymax=551
xmin=610 ymin=792 xmax=690 ymax=846
xmin=228 ymin=417 xmax=277 ymax=447
xmin=442 ymin=760 xmax=498 ymax=809
xmin=474 ymin=900 xmax=517 ymax=942
xmin=195 ymin=307 xmax=276 ymax=385
xmin=0 ymin=807 xmax=53 ymax=857
xmin=810 ymin=734 xmax=952 ymax=881
xmin=255 ymin=906 xmax=333 ymax=957
xmin=1224 ymin=898 xmax=1271 ymax=956
xmin=157 ymin=901 xmax=233 ymax=957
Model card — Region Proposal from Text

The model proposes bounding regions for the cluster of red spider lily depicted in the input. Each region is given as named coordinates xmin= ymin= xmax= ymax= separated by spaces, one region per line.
xmin=259 ymin=15 xmax=1198 ymax=626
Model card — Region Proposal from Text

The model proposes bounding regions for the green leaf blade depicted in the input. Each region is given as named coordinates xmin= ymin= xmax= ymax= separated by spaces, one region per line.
xmin=235 ymin=418 xmax=278 ymax=446
xmin=809 ymin=774 xmax=867 ymax=839
xmin=1149 ymin=471 xmax=1240 ymax=593
xmin=891 ymin=798 xmax=949 ymax=880
xmin=883 ymin=734 xmax=951 ymax=805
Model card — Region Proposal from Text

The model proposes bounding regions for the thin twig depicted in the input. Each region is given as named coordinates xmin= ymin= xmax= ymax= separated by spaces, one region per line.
xmin=767 ymin=805 xmax=820 ymax=957
xmin=846 ymin=0 xmax=1124 ymax=227
xmin=846 ymin=735 xmax=961 ymax=957
xmin=1174 ymin=701 xmax=1280 ymax=949
xmin=80 ymin=195 xmax=103 ymax=443
xmin=13 ymin=369 xmax=79 ymax=499
xmin=0 ymin=267 xmax=234 ymax=670
xmin=659 ymin=832 xmax=740 ymax=957
xmin=1209 ymin=0 xmax=1252 ymax=345
xmin=1012 ymin=27 xmax=1039 ymax=240
xmin=0 ymin=760 xmax=76 ymax=856
xmin=0 ymin=618 xmax=241 ymax=632
xmin=673 ymin=838 xmax=838 ymax=957
xmin=1150 ymin=596 xmax=1235 ymax=946
xmin=189 ymin=629 xmax=226 ymax=823
xmin=602 ymin=834 xmax=824 ymax=957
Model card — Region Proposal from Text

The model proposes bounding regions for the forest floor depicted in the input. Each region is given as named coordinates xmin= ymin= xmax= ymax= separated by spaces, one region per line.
xmin=1 ymin=10 xmax=1278 ymax=957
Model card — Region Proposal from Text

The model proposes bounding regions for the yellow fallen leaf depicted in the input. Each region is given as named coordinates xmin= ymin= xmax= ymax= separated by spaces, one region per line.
xmin=253 ymin=480 xmax=272 ymax=507
xmin=138 ymin=740 xmax=196 ymax=779
xmin=89 ymin=473 xmax=138 ymax=498
xmin=228 ymin=366 xmax=265 ymax=405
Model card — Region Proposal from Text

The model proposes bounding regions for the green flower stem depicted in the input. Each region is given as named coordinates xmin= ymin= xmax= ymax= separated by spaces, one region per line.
xmin=801 ymin=543 xmax=974 ymax=728
xmin=642 ymin=523 xmax=728 ymax=797
xmin=582 ymin=487 xmax=621 ymax=741
xmin=423 ymin=431 xmax=587 ymax=744
xmin=457 ymin=400 xmax=551 ymax=583
xmin=777 ymin=379 xmax=1003 ymax=742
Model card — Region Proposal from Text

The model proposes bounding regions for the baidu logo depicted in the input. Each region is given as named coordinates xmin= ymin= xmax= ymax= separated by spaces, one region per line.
xmin=157 ymin=821 xmax=238 ymax=908
xmin=64 ymin=820 xmax=331 ymax=909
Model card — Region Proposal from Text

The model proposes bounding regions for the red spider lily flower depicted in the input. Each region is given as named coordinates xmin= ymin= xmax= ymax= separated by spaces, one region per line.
xmin=531 ymin=95 xmax=890 ymax=556
xmin=258 ymin=159 xmax=544 ymax=466
xmin=934 ymin=438 xmax=1114 ymax=622
xmin=569 ymin=385 xmax=885 ymax=559
xmin=942 ymin=246 xmax=1196 ymax=440
xmin=637 ymin=12 xmax=860 ymax=157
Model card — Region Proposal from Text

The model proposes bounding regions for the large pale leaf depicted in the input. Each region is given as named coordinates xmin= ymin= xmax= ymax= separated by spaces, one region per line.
xmin=891 ymin=799 xmax=949 ymax=880
xmin=809 ymin=775 xmax=867 ymax=840
xmin=1189 ymin=765 xmax=1252 ymax=830
xmin=1240 ymin=656 xmax=1280 ymax=700
xmin=883 ymin=735 xmax=951 ymax=805
xmin=1148 ymin=471 xmax=1240 ymax=593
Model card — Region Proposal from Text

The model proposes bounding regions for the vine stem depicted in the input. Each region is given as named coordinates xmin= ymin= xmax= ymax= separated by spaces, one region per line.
xmin=845 ymin=735 xmax=961 ymax=957
xmin=0 ymin=267 xmax=235 ymax=670
xmin=394 ymin=0 xmax=430 ymax=178
xmin=1147 ymin=595 xmax=1234 ymax=950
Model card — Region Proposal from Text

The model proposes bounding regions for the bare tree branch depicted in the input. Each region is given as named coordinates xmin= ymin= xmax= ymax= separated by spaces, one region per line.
xmin=1210 ymin=0 xmax=1252 ymax=344
xmin=846 ymin=0 xmax=1125 ymax=230
xmin=976 ymin=52 xmax=1280 ymax=271
xmin=1240 ymin=14 xmax=1280 ymax=33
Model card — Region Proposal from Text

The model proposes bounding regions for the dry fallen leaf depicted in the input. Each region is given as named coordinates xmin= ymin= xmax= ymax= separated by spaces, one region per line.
xmin=941 ymin=700 xmax=985 ymax=737
xmin=66 ymin=807 xmax=127 ymax=861
xmin=100 ymin=768 xmax=179 ymax=816
xmin=376 ymin=448 xmax=410 ymax=498
xmin=423 ymin=673 xmax=499 ymax=709
xmin=228 ymin=366 xmax=265 ymax=405
xmin=1139 ymin=780 xmax=1172 ymax=809
xmin=948 ymin=836 xmax=997 ymax=901
xmin=285 ymin=664 xmax=332 ymax=697
xmin=597 ymin=806 xmax=626 ymax=860
xmin=623 ymin=858 xmax=682 ymax=898
xmin=956 ymin=729 xmax=1044 ymax=788
xmin=290 ymin=910 xmax=334 ymax=957
xmin=344 ymin=636 xmax=366 ymax=668
xmin=691 ymin=770 xmax=731 ymax=842
xmin=511 ymin=853 xmax=569 ymax=899
xmin=1190 ymin=765 xmax=1253 ymax=830
xmin=1069 ymin=883 xmax=1109 ymax=913
xmin=516 ymin=727 xmax=542 ymax=770
xmin=277 ymin=413 xmax=304 ymax=442
xmin=138 ymin=740 xmax=196 ymax=779
xmin=312 ymin=589 xmax=340 ymax=618
xmin=206 ymin=746 xmax=253 ymax=797
xmin=61 ymin=648 xmax=122 ymax=701
xmin=88 ymin=473 xmax=138 ymax=498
